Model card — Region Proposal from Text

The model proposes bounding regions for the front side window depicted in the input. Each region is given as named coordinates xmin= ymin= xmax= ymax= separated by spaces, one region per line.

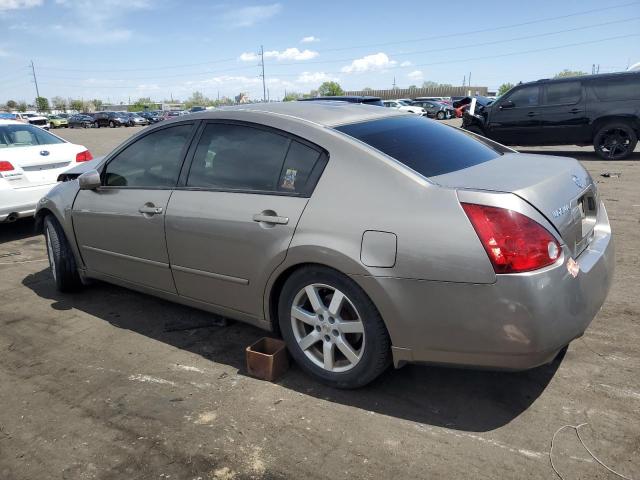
xmin=504 ymin=86 xmax=540 ymax=107
xmin=103 ymin=124 xmax=193 ymax=187
xmin=0 ymin=124 xmax=65 ymax=148
xmin=544 ymin=81 xmax=581 ymax=105
xmin=187 ymin=123 xmax=324 ymax=194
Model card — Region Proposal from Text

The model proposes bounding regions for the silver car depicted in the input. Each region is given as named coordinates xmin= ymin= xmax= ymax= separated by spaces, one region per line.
xmin=36 ymin=102 xmax=614 ymax=388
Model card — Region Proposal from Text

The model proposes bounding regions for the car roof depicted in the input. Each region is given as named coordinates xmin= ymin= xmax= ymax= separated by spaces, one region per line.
xmin=299 ymin=95 xmax=382 ymax=102
xmin=523 ymin=71 xmax=640 ymax=86
xmin=181 ymin=101 xmax=404 ymax=127
xmin=0 ymin=119 xmax=24 ymax=125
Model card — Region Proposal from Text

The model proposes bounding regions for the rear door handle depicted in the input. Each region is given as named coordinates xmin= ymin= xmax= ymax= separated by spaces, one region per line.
xmin=526 ymin=112 xmax=537 ymax=117
xmin=139 ymin=205 xmax=163 ymax=215
xmin=569 ymin=108 xmax=582 ymax=114
xmin=253 ymin=213 xmax=289 ymax=225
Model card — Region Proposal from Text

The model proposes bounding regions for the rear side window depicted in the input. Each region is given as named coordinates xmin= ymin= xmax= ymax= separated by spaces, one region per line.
xmin=591 ymin=76 xmax=640 ymax=101
xmin=187 ymin=123 xmax=325 ymax=195
xmin=0 ymin=124 xmax=65 ymax=148
xmin=544 ymin=81 xmax=581 ymax=105
xmin=336 ymin=116 xmax=502 ymax=178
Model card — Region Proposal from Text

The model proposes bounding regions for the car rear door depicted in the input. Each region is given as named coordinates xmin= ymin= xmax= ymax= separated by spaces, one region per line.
xmin=72 ymin=122 xmax=196 ymax=292
xmin=538 ymin=81 xmax=587 ymax=144
xmin=487 ymin=85 xmax=543 ymax=144
xmin=165 ymin=121 xmax=327 ymax=318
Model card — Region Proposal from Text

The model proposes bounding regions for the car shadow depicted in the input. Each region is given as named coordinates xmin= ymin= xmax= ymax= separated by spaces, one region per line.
xmin=22 ymin=267 xmax=562 ymax=433
xmin=517 ymin=148 xmax=640 ymax=162
xmin=0 ymin=218 xmax=38 ymax=244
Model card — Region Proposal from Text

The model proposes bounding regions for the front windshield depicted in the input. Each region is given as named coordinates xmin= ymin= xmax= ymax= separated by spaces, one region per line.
xmin=0 ymin=124 xmax=65 ymax=148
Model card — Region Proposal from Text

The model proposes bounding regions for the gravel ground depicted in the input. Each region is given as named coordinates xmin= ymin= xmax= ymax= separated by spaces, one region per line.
xmin=0 ymin=121 xmax=638 ymax=479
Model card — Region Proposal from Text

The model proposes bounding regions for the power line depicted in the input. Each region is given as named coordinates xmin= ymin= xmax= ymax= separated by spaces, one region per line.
xmin=26 ymin=0 xmax=639 ymax=75
xmin=36 ymin=32 xmax=640 ymax=91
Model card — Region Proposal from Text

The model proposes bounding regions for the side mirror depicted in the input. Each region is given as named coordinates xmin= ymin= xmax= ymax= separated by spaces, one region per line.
xmin=78 ymin=169 xmax=101 ymax=190
xmin=499 ymin=100 xmax=515 ymax=110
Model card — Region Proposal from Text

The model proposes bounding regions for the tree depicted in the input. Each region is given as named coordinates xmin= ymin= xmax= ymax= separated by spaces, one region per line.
xmin=129 ymin=97 xmax=153 ymax=111
xmin=362 ymin=87 xmax=373 ymax=92
xmin=498 ymin=83 xmax=514 ymax=96
xmin=184 ymin=91 xmax=211 ymax=109
xmin=407 ymin=85 xmax=417 ymax=90
xmin=35 ymin=97 xmax=50 ymax=112
xmin=69 ymin=99 xmax=84 ymax=112
xmin=51 ymin=96 xmax=67 ymax=112
xmin=6 ymin=100 xmax=17 ymax=110
xmin=283 ymin=92 xmax=302 ymax=102
xmin=17 ymin=101 xmax=27 ymax=112
xmin=317 ymin=81 xmax=343 ymax=96
xmin=91 ymin=98 xmax=103 ymax=111
xmin=554 ymin=69 xmax=587 ymax=79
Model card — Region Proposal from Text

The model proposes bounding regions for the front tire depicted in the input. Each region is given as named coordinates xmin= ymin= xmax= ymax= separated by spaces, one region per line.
xmin=44 ymin=216 xmax=82 ymax=292
xmin=109 ymin=121 xmax=115 ymax=128
xmin=593 ymin=122 xmax=637 ymax=160
xmin=436 ymin=111 xmax=445 ymax=120
xmin=278 ymin=266 xmax=391 ymax=388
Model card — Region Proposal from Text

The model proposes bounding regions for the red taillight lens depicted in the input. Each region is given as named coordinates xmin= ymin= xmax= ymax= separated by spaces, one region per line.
xmin=0 ymin=161 xmax=15 ymax=172
xmin=76 ymin=150 xmax=93 ymax=162
xmin=461 ymin=203 xmax=561 ymax=274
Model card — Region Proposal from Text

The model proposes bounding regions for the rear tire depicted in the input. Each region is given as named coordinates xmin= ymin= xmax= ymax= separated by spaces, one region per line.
xmin=436 ymin=111 xmax=445 ymax=120
xmin=44 ymin=216 xmax=82 ymax=292
xmin=593 ymin=122 xmax=637 ymax=160
xmin=109 ymin=121 xmax=115 ymax=128
xmin=94 ymin=121 xmax=100 ymax=129
xmin=278 ymin=266 xmax=391 ymax=388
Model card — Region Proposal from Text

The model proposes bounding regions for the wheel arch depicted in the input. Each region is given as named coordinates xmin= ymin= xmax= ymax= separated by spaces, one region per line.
xmin=591 ymin=115 xmax=640 ymax=137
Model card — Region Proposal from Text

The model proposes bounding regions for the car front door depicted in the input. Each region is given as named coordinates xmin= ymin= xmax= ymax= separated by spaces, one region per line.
xmin=538 ymin=81 xmax=587 ymax=144
xmin=165 ymin=122 xmax=327 ymax=319
xmin=486 ymin=85 xmax=543 ymax=145
xmin=72 ymin=122 xmax=196 ymax=292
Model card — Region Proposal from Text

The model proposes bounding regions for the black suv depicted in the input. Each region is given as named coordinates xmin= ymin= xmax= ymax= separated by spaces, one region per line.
xmin=92 ymin=111 xmax=130 ymax=128
xmin=462 ymin=72 xmax=640 ymax=159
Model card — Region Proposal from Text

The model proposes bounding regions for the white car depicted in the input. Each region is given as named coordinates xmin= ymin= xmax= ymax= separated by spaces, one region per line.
xmin=14 ymin=113 xmax=51 ymax=130
xmin=383 ymin=100 xmax=426 ymax=115
xmin=0 ymin=120 xmax=93 ymax=222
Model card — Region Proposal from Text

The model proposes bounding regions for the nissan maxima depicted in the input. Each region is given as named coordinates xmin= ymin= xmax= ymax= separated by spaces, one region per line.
xmin=35 ymin=102 xmax=614 ymax=388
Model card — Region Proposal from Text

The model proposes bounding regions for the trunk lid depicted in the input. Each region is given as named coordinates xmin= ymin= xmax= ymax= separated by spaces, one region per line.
xmin=432 ymin=152 xmax=598 ymax=257
xmin=2 ymin=143 xmax=85 ymax=188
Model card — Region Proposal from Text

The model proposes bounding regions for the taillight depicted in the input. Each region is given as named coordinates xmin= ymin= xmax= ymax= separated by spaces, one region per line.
xmin=76 ymin=150 xmax=93 ymax=162
xmin=0 ymin=161 xmax=15 ymax=172
xmin=461 ymin=203 xmax=561 ymax=274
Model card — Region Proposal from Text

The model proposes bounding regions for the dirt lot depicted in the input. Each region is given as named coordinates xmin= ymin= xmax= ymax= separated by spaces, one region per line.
xmin=0 ymin=123 xmax=638 ymax=479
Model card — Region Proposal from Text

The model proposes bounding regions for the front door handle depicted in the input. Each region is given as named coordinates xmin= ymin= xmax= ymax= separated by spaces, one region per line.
xmin=253 ymin=213 xmax=289 ymax=225
xmin=569 ymin=108 xmax=581 ymax=114
xmin=139 ymin=205 xmax=163 ymax=215
xmin=526 ymin=111 xmax=537 ymax=117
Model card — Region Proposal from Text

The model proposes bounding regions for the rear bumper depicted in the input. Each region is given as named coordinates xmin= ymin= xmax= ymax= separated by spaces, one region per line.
xmin=0 ymin=182 xmax=58 ymax=221
xmin=354 ymin=202 xmax=615 ymax=370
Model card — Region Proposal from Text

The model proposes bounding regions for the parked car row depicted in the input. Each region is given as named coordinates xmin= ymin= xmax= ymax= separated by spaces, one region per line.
xmin=0 ymin=112 xmax=51 ymax=130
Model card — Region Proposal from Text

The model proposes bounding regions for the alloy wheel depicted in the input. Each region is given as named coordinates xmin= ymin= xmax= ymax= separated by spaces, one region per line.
xmin=290 ymin=283 xmax=365 ymax=373
xmin=598 ymin=128 xmax=632 ymax=159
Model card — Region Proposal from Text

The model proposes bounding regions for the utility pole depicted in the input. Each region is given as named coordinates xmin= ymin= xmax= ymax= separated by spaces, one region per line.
xmin=259 ymin=45 xmax=266 ymax=102
xmin=30 ymin=60 xmax=41 ymax=101
xmin=462 ymin=75 xmax=466 ymax=86
xmin=392 ymin=76 xmax=396 ymax=89
xmin=468 ymin=72 xmax=471 ymax=87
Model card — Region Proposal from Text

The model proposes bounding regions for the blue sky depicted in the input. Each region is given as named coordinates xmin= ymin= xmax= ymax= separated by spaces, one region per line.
xmin=1 ymin=0 xmax=639 ymax=103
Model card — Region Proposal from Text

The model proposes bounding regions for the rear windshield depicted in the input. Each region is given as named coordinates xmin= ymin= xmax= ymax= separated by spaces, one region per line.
xmin=0 ymin=124 xmax=65 ymax=148
xmin=335 ymin=116 xmax=502 ymax=177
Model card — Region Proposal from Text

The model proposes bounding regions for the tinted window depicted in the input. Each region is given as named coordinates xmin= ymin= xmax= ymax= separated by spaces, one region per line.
xmin=0 ymin=124 xmax=65 ymax=148
xmin=544 ymin=81 xmax=581 ymax=105
xmin=591 ymin=76 xmax=640 ymax=101
xmin=505 ymin=86 xmax=540 ymax=107
xmin=187 ymin=123 xmax=290 ymax=192
xmin=278 ymin=140 xmax=324 ymax=194
xmin=104 ymin=124 xmax=192 ymax=187
xmin=336 ymin=116 xmax=501 ymax=178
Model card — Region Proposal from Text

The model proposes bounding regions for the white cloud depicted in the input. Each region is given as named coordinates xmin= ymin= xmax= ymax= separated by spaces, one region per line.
xmin=400 ymin=60 xmax=412 ymax=67
xmin=301 ymin=35 xmax=319 ymax=43
xmin=222 ymin=3 xmax=282 ymax=27
xmin=52 ymin=0 xmax=150 ymax=43
xmin=0 ymin=0 xmax=42 ymax=12
xmin=296 ymin=71 xmax=336 ymax=84
xmin=341 ymin=52 xmax=396 ymax=73
xmin=407 ymin=70 xmax=424 ymax=81
xmin=239 ymin=47 xmax=318 ymax=62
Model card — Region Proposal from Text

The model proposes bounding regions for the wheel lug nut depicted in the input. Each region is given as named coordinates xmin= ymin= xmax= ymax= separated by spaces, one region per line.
xmin=324 ymin=335 xmax=331 ymax=342
xmin=328 ymin=317 xmax=335 ymax=324
xmin=332 ymin=329 xmax=339 ymax=337
xmin=315 ymin=325 xmax=321 ymax=332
